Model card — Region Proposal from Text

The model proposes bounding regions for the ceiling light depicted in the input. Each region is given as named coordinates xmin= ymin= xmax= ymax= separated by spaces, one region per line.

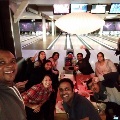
xmin=105 ymin=15 xmax=117 ymax=19
xmin=22 ymin=16 xmax=26 ymax=18
xmin=49 ymin=16 xmax=54 ymax=19
xmin=31 ymin=19 xmax=34 ymax=22
xmin=55 ymin=12 xmax=105 ymax=35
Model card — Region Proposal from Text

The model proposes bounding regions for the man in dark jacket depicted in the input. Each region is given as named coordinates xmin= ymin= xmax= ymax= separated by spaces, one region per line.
xmin=73 ymin=46 xmax=94 ymax=76
xmin=0 ymin=49 xmax=26 ymax=120
xmin=59 ymin=78 xmax=101 ymax=120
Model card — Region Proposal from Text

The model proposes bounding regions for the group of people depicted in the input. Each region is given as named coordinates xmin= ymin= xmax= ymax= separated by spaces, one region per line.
xmin=72 ymin=46 xmax=120 ymax=119
xmin=0 ymin=46 xmax=120 ymax=120
xmin=0 ymin=49 xmax=60 ymax=120
xmin=24 ymin=51 xmax=60 ymax=120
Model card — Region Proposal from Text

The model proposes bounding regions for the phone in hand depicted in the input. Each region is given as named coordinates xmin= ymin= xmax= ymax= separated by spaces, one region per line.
xmin=69 ymin=66 xmax=74 ymax=70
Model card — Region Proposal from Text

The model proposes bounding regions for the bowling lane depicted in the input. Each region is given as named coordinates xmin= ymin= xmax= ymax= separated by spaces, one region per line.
xmin=91 ymin=36 xmax=117 ymax=49
xmin=70 ymin=35 xmax=83 ymax=50
xmin=51 ymin=35 xmax=66 ymax=50
xmin=21 ymin=36 xmax=42 ymax=48
xmin=20 ymin=35 xmax=38 ymax=42
xmin=80 ymin=36 xmax=108 ymax=50
xmin=22 ymin=35 xmax=57 ymax=50
xmin=47 ymin=35 xmax=67 ymax=72
xmin=103 ymin=35 xmax=119 ymax=41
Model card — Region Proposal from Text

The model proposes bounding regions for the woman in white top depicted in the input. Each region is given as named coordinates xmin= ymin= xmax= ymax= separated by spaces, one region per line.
xmin=95 ymin=52 xmax=117 ymax=80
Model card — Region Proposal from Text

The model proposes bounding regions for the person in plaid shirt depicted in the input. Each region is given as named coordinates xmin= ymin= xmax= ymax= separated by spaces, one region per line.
xmin=21 ymin=74 xmax=52 ymax=120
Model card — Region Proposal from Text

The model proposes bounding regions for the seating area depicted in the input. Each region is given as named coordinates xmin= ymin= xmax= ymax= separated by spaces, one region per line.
xmin=14 ymin=57 xmax=27 ymax=83
xmin=14 ymin=55 xmax=120 ymax=120
xmin=1 ymin=1 xmax=120 ymax=119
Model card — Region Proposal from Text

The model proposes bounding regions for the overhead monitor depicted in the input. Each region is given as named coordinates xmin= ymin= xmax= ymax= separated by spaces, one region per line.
xmin=91 ymin=4 xmax=107 ymax=14
xmin=53 ymin=4 xmax=70 ymax=15
xmin=109 ymin=3 xmax=120 ymax=14
xmin=71 ymin=4 xmax=88 ymax=13
xmin=35 ymin=22 xmax=42 ymax=31
xmin=115 ymin=22 xmax=120 ymax=31
xmin=103 ymin=22 xmax=115 ymax=31
xmin=19 ymin=22 xmax=34 ymax=32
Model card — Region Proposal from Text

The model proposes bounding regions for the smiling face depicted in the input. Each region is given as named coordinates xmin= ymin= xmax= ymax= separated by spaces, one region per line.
xmin=44 ymin=61 xmax=52 ymax=70
xmin=42 ymin=75 xmax=52 ymax=88
xmin=39 ymin=51 xmax=46 ymax=60
xmin=53 ymin=53 xmax=59 ymax=61
xmin=59 ymin=82 xmax=74 ymax=105
xmin=0 ymin=50 xmax=17 ymax=85
xmin=97 ymin=53 xmax=104 ymax=62
xmin=88 ymin=82 xmax=100 ymax=93
xmin=77 ymin=53 xmax=83 ymax=61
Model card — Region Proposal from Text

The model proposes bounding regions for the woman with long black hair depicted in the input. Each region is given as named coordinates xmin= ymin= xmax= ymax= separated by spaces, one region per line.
xmin=25 ymin=60 xmax=53 ymax=90
xmin=25 ymin=60 xmax=59 ymax=120
xmin=34 ymin=51 xmax=46 ymax=68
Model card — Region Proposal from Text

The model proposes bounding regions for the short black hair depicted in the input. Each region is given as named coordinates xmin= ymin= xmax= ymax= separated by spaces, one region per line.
xmin=77 ymin=53 xmax=83 ymax=57
xmin=43 ymin=74 xmax=52 ymax=81
xmin=43 ymin=60 xmax=52 ymax=65
xmin=59 ymin=78 xmax=74 ymax=90
xmin=86 ymin=78 xmax=92 ymax=90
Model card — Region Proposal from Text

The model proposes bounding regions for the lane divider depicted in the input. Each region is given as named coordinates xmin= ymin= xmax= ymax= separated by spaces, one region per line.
xmin=96 ymin=35 xmax=117 ymax=44
xmin=76 ymin=35 xmax=94 ymax=50
xmin=69 ymin=35 xmax=73 ymax=49
xmin=21 ymin=36 xmax=39 ymax=42
xmin=86 ymin=36 xmax=116 ymax=50
xmin=64 ymin=36 xmax=67 ymax=50
xmin=22 ymin=38 xmax=40 ymax=48
xmin=46 ymin=33 xmax=61 ymax=50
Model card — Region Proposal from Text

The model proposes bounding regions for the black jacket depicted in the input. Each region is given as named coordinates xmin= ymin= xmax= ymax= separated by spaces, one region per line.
xmin=75 ymin=49 xmax=94 ymax=75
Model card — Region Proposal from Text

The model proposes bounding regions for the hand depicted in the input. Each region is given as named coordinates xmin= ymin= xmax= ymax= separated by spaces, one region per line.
xmin=33 ymin=52 xmax=38 ymax=59
xmin=74 ymin=65 xmax=79 ymax=71
xmin=90 ymin=73 xmax=95 ymax=78
xmin=15 ymin=80 xmax=28 ymax=89
xmin=30 ymin=57 xmax=35 ymax=62
xmin=30 ymin=104 xmax=41 ymax=113
xmin=33 ymin=105 xmax=41 ymax=113
xmin=80 ymin=45 xmax=86 ymax=49
xmin=92 ymin=77 xmax=99 ymax=83
xmin=52 ymin=70 xmax=59 ymax=74
xmin=30 ymin=52 xmax=38 ymax=62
